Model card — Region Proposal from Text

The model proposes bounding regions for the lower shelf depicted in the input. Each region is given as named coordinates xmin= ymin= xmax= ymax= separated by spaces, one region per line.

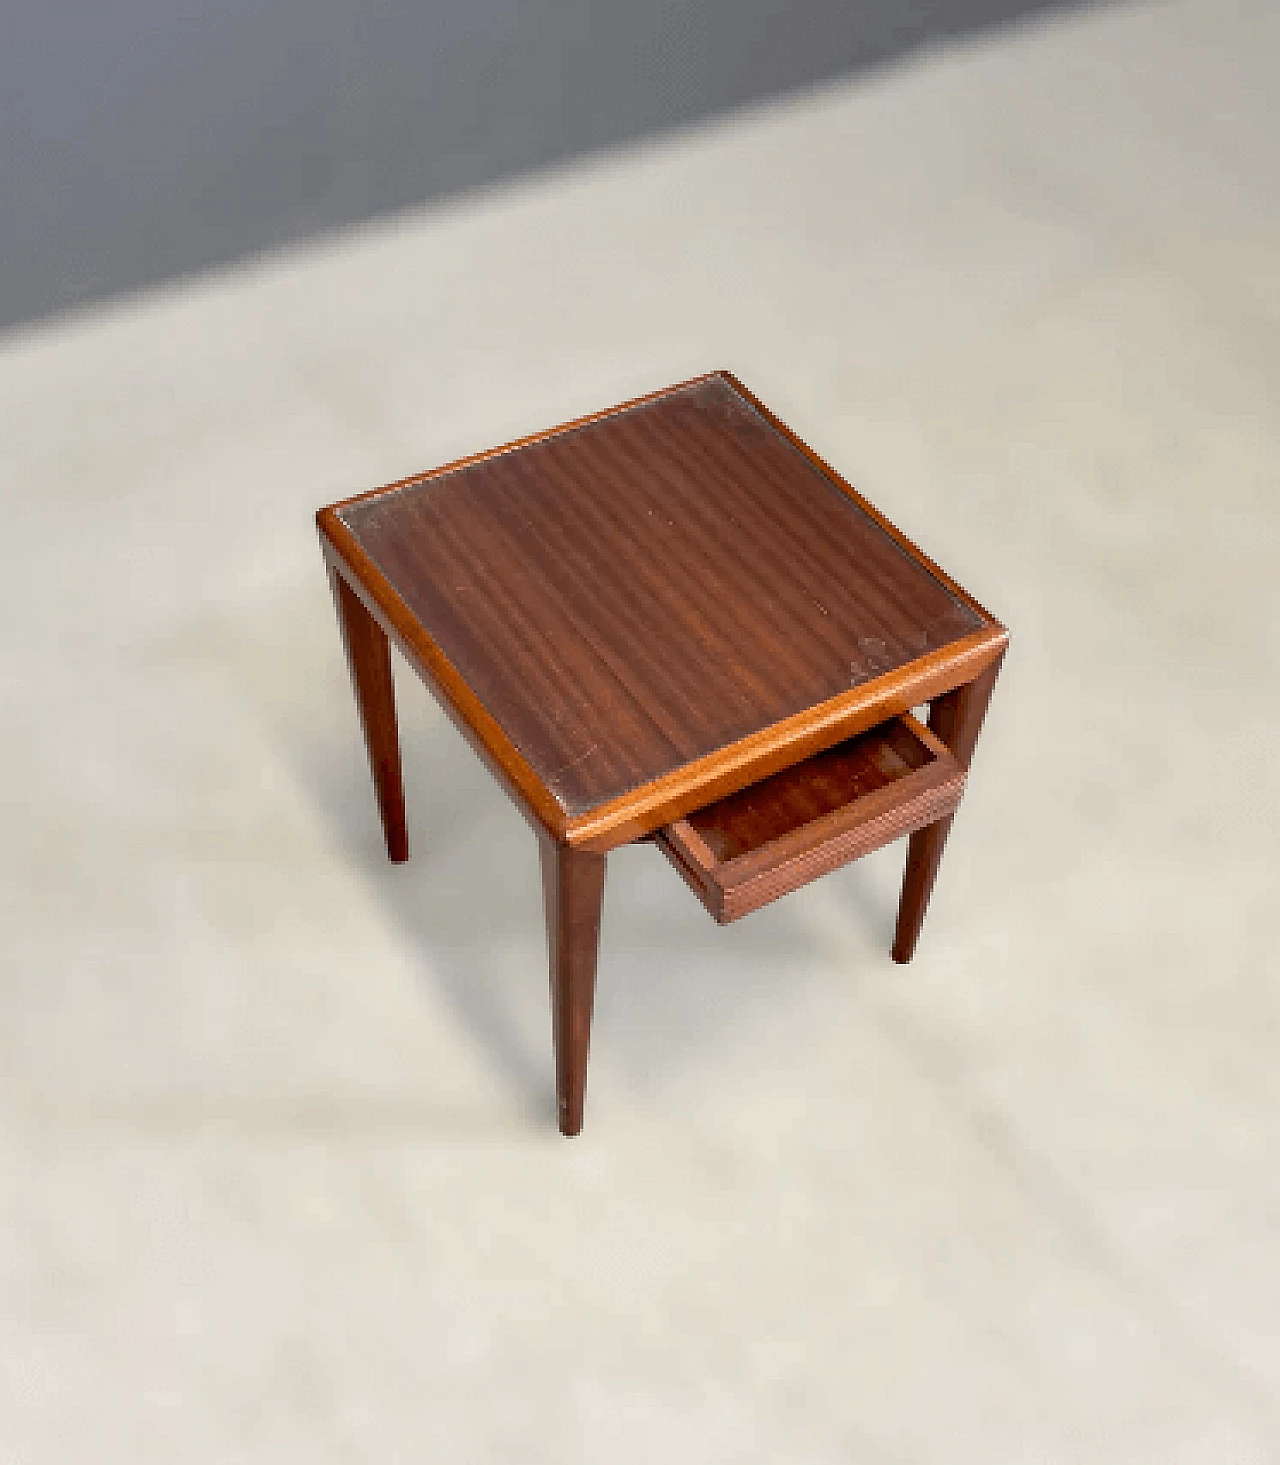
xmin=656 ymin=713 xmax=964 ymax=923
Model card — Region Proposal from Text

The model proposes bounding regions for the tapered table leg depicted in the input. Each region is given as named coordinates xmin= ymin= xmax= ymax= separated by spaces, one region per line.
xmin=539 ymin=835 xmax=607 ymax=1137
xmin=892 ymin=650 xmax=1004 ymax=963
xmin=328 ymin=565 xmax=409 ymax=863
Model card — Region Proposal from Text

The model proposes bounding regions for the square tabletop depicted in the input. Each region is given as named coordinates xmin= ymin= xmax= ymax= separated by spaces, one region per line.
xmin=318 ymin=372 xmax=1005 ymax=847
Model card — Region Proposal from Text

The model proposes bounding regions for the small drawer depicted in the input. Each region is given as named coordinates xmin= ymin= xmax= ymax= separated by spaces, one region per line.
xmin=656 ymin=714 xmax=964 ymax=923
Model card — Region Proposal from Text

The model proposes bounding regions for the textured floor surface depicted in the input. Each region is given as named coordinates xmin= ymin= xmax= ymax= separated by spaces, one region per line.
xmin=2 ymin=1 xmax=1278 ymax=1460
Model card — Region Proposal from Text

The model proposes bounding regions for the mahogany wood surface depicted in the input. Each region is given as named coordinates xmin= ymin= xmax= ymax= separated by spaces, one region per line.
xmin=319 ymin=371 xmax=1004 ymax=849
xmin=321 ymin=539 xmax=562 ymax=838
xmin=685 ymin=714 xmax=934 ymax=862
xmin=658 ymin=714 xmax=965 ymax=923
xmin=538 ymin=626 xmax=997 ymax=852
xmin=892 ymin=651 xmax=1005 ymax=963
xmin=328 ymin=565 xmax=409 ymax=863
xmin=539 ymin=836 xmax=607 ymax=1137
xmin=318 ymin=372 xmax=1008 ymax=1133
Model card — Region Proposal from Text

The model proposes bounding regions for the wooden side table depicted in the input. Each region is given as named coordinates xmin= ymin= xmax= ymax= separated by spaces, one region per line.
xmin=317 ymin=372 xmax=1007 ymax=1134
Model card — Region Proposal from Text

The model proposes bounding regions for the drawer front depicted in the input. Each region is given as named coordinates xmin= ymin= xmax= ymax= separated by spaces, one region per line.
xmin=656 ymin=714 xmax=964 ymax=922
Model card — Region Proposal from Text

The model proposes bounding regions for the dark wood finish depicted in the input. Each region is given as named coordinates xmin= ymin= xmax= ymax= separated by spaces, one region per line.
xmin=328 ymin=564 xmax=409 ymax=862
xmin=320 ymin=536 xmax=562 ymax=838
xmin=685 ymin=714 xmax=935 ymax=862
xmin=892 ymin=651 xmax=1005 ymax=963
xmin=319 ymin=371 xmax=1005 ymax=849
xmin=568 ymin=629 xmax=997 ymax=851
xmin=539 ymin=837 xmax=607 ymax=1137
xmin=721 ymin=372 xmax=994 ymax=625
xmin=658 ymin=714 xmax=965 ymax=922
xmin=317 ymin=372 xmax=1008 ymax=1133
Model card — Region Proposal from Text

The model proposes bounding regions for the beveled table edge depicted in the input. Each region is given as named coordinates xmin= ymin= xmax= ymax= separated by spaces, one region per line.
xmin=317 ymin=370 xmax=1009 ymax=850
xmin=564 ymin=627 xmax=1006 ymax=850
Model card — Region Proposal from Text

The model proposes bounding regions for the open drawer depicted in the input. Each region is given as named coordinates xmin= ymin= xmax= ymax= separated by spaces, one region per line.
xmin=656 ymin=714 xmax=964 ymax=923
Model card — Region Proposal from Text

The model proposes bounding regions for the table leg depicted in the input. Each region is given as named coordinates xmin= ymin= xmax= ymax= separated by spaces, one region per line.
xmin=539 ymin=835 xmax=607 ymax=1136
xmin=892 ymin=650 xmax=1005 ymax=963
xmin=328 ymin=565 xmax=409 ymax=863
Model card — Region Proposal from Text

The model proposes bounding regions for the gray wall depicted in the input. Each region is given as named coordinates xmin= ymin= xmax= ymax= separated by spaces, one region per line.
xmin=2 ymin=0 xmax=1081 ymax=333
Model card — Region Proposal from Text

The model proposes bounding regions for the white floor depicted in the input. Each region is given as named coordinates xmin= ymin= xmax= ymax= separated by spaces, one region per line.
xmin=3 ymin=0 xmax=1279 ymax=1459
